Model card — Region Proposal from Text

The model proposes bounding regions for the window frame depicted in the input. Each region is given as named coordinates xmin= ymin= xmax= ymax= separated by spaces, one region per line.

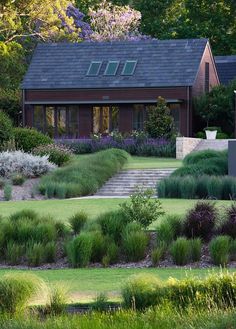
xmin=121 ymin=60 xmax=138 ymax=76
xmin=104 ymin=61 xmax=120 ymax=76
xmin=87 ymin=61 xmax=102 ymax=76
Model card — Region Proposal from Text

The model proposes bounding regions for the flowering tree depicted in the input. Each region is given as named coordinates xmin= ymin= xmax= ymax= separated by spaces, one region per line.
xmin=88 ymin=0 xmax=145 ymax=41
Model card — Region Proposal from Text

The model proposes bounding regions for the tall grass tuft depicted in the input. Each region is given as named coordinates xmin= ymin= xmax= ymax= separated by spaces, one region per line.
xmin=66 ymin=232 xmax=93 ymax=268
xmin=170 ymin=237 xmax=190 ymax=265
xmin=46 ymin=284 xmax=68 ymax=315
xmin=209 ymin=235 xmax=230 ymax=266
xmin=189 ymin=238 xmax=202 ymax=262
xmin=122 ymin=229 xmax=148 ymax=262
xmin=69 ymin=211 xmax=88 ymax=234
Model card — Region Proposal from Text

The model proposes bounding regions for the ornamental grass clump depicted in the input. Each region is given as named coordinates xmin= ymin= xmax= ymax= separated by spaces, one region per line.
xmin=122 ymin=229 xmax=148 ymax=262
xmin=179 ymin=176 xmax=196 ymax=199
xmin=207 ymin=176 xmax=223 ymax=199
xmin=170 ymin=237 xmax=190 ymax=265
xmin=66 ymin=232 xmax=93 ymax=268
xmin=184 ymin=201 xmax=217 ymax=241
xmin=220 ymin=204 xmax=236 ymax=238
xmin=209 ymin=235 xmax=230 ymax=266
xmin=189 ymin=238 xmax=202 ymax=262
xmin=69 ymin=211 xmax=88 ymax=234
xmin=0 ymin=273 xmax=42 ymax=314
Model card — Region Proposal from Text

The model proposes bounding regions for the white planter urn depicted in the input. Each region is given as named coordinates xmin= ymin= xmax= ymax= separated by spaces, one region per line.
xmin=205 ymin=130 xmax=217 ymax=140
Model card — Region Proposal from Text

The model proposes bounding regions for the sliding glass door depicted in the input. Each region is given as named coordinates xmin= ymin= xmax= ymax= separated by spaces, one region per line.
xmin=93 ymin=106 xmax=119 ymax=134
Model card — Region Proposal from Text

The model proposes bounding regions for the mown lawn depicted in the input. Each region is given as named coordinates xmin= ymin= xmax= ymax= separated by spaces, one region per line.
xmin=0 ymin=198 xmax=232 ymax=227
xmin=124 ymin=156 xmax=182 ymax=169
xmin=0 ymin=268 xmax=233 ymax=302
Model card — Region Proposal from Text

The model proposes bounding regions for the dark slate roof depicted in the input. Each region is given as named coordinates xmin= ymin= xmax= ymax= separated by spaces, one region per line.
xmin=21 ymin=39 xmax=208 ymax=90
xmin=215 ymin=56 xmax=236 ymax=85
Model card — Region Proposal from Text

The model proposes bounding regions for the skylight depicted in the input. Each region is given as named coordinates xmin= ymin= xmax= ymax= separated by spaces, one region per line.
xmin=104 ymin=61 xmax=120 ymax=76
xmin=122 ymin=60 xmax=137 ymax=75
xmin=87 ymin=61 xmax=102 ymax=76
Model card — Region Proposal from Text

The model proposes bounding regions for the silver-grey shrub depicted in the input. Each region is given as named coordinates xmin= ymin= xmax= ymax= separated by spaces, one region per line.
xmin=0 ymin=151 xmax=56 ymax=178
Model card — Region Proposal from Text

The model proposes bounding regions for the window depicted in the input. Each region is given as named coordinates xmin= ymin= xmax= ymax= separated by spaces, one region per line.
xmin=205 ymin=62 xmax=210 ymax=92
xmin=87 ymin=61 xmax=102 ymax=76
xmin=45 ymin=106 xmax=55 ymax=138
xmin=133 ymin=105 xmax=144 ymax=130
xmin=111 ymin=106 xmax=119 ymax=131
xmin=33 ymin=106 xmax=44 ymax=132
xmin=169 ymin=103 xmax=180 ymax=131
xmin=93 ymin=107 xmax=100 ymax=134
xmin=122 ymin=60 xmax=137 ymax=75
xmin=68 ymin=106 xmax=79 ymax=138
xmin=56 ymin=107 xmax=66 ymax=137
xmin=104 ymin=61 xmax=119 ymax=75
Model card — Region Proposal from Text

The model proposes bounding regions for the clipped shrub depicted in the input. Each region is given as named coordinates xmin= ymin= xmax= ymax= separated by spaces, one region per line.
xmin=179 ymin=176 xmax=196 ymax=199
xmin=32 ymin=144 xmax=72 ymax=166
xmin=220 ymin=204 xmax=236 ymax=238
xmin=69 ymin=211 xmax=88 ymax=234
xmin=4 ymin=184 xmax=12 ymax=201
xmin=184 ymin=150 xmax=227 ymax=166
xmin=170 ymin=237 xmax=190 ymax=265
xmin=209 ymin=235 xmax=230 ymax=266
xmin=207 ymin=176 xmax=222 ymax=199
xmin=67 ymin=233 xmax=93 ymax=268
xmin=184 ymin=201 xmax=217 ymax=241
xmin=120 ymin=187 xmax=164 ymax=228
xmin=26 ymin=242 xmax=45 ymax=267
xmin=122 ymin=274 xmax=162 ymax=310
xmin=0 ymin=273 xmax=41 ymax=314
xmin=189 ymin=238 xmax=202 ymax=262
xmin=0 ymin=111 xmax=13 ymax=144
xmin=13 ymin=127 xmax=53 ymax=152
xmin=0 ymin=151 xmax=56 ymax=178
xmin=122 ymin=230 xmax=148 ymax=262
xmin=11 ymin=173 xmax=25 ymax=186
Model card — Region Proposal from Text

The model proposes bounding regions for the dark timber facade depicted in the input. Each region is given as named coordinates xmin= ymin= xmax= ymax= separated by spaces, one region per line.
xmin=21 ymin=39 xmax=219 ymax=138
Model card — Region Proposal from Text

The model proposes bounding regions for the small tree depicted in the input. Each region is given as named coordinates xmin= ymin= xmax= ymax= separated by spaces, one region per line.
xmin=145 ymin=97 xmax=175 ymax=139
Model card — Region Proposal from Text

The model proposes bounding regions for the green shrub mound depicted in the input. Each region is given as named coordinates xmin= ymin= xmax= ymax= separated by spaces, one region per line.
xmin=183 ymin=149 xmax=227 ymax=166
xmin=13 ymin=127 xmax=53 ymax=152
xmin=0 ymin=111 xmax=13 ymax=145
xmin=122 ymin=272 xmax=236 ymax=310
xmin=32 ymin=144 xmax=72 ymax=166
xmin=39 ymin=148 xmax=129 ymax=198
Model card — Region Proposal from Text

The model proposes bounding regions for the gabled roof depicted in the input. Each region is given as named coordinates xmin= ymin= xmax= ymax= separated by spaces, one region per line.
xmin=21 ymin=39 xmax=209 ymax=90
xmin=215 ymin=56 xmax=236 ymax=85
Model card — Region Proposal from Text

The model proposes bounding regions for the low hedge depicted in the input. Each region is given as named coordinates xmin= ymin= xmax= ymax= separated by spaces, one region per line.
xmin=157 ymin=175 xmax=236 ymax=200
xmin=39 ymin=148 xmax=129 ymax=198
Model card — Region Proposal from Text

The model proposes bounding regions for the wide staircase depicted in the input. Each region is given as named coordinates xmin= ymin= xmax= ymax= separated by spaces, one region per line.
xmin=95 ymin=169 xmax=175 ymax=197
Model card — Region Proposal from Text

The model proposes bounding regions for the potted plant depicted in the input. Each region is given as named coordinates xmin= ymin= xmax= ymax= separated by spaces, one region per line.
xmin=203 ymin=126 xmax=220 ymax=140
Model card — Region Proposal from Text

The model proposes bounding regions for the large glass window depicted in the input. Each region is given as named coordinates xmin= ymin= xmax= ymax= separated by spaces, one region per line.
xmin=57 ymin=106 xmax=66 ymax=138
xmin=45 ymin=106 xmax=55 ymax=138
xmin=133 ymin=105 xmax=144 ymax=130
xmin=33 ymin=106 xmax=44 ymax=132
xmin=169 ymin=103 xmax=180 ymax=131
xmin=111 ymin=106 xmax=119 ymax=131
xmin=93 ymin=107 xmax=100 ymax=134
xmin=68 ymin=106 xmax=79 ymax=138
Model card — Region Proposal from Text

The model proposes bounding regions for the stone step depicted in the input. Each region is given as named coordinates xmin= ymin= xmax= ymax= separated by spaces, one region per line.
xmin=95 ymin=168 xmax=174 ymax=197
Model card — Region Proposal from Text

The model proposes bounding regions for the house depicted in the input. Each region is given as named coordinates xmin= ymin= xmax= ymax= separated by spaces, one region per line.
xmin=215 ymin=56 xmax=236 ymax=85
xmin=21 ymin=39 xmax=219 ymax=139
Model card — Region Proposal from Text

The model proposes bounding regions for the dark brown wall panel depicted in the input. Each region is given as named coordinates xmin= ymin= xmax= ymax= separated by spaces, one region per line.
xmin=119 ymin=105 xmax=133 ymax=133
xmin=79 ymin=106 xmax=92 ymax=137
xmin=25 ymin=87 xmax=188 ymax=103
